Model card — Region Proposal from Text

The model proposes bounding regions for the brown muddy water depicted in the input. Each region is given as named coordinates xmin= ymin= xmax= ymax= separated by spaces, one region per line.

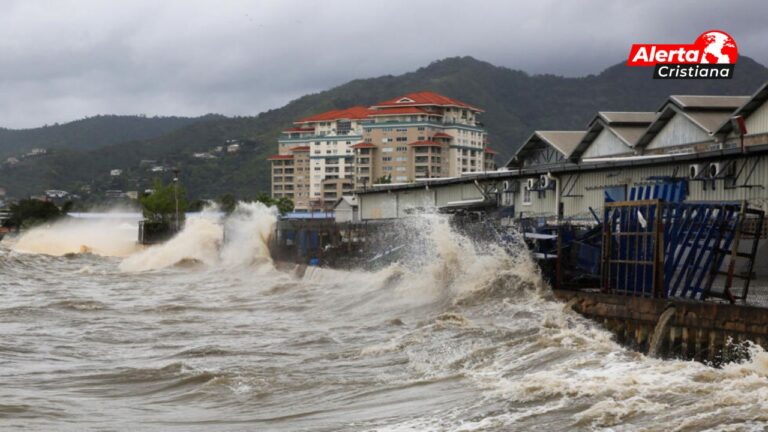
xmin=2 ymin=203 xmax=768 ymax=431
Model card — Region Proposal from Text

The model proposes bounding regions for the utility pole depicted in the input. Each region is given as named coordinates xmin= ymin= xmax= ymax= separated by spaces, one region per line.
xmin=173 ymin=168 xmax=180 ymax=231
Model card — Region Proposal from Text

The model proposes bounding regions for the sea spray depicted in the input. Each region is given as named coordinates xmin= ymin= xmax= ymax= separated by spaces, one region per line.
xmin=374 ymin=212 xmax=543 ymax=303
xmin=119 ymin=201 xmax=277 ymax=272
xmin=219 ymin=202 xmax=277 ymax=268
xmin=12 ymin=217 xmax=140 ymax=257
xmin=119 ymin=215 xmax=224 ymax=272
xmin=7 ymin=208 xmax=768 ymax=430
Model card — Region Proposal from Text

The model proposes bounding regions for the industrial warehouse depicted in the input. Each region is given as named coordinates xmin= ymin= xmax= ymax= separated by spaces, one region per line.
xmin=354 ymin=82 xmax=768 ymax=223
xmin=270 ymin=80 xmax=768 ymax=362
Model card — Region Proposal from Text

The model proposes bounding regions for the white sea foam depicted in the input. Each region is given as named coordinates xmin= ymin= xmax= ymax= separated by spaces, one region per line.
xmin=120 ymin=202 xmax=277 ymax=272
xmin=12 ymin=216 xmax=140 ymax=257
xmin=8 ymin=205 xmax=768 ymax=431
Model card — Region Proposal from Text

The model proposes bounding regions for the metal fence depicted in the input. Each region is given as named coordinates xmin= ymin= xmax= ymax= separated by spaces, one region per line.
xmin=600 ymin=200 xmax=764 ymax=303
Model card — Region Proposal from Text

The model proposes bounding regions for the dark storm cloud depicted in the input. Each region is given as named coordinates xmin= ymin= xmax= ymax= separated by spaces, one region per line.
xmin=1 ymin=0 xmax=766 ymax=128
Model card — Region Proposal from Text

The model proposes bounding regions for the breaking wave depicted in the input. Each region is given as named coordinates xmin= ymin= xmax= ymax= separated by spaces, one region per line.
xmin=5 ymin=205 xmax=768 ymax=430
xmin=11 ymin=217 xmax=140 ymax=257
xmin=119 ymin=202 xmax=276 ymax=272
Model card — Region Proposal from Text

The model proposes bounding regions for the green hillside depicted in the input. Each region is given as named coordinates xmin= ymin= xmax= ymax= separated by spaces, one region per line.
xmin=2 ymin=56 xmax=767 ymax=200
xmin=0 ymin=114 xmax=222 ymax=158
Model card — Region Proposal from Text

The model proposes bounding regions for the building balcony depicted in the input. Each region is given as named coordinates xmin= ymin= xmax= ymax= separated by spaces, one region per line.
xmin=278 ymin=133 xmax=362 ymax=142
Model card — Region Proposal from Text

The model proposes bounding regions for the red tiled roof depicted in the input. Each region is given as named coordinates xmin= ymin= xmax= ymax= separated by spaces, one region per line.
xmin=290 ymin=146 xmax=310 ymax=152
xmin=484 ymin=147 xmax=498 ymax=154
xmin=372 ymin=91 xmax=482 ymax=111
xmin=367 ymin=106 xmax=440 ymax=116
xmin=267 ymin=154 xmax=294 ymax=160
xmin=432 ymin=132 xmax=453 ymax=139
xmin=351 ymin=142 xmax=376 ymax=149
xmin=296 ymin=106 xmax=373 ymax=123
xmin=283 ymin=127 xmax=314 ymax=133
xmin=408 ymin=140 xmax=445 ymax=147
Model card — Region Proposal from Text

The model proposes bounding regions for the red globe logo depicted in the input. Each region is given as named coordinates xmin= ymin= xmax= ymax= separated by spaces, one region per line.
xmin=695 ymin=30 xmax=738 ymax=64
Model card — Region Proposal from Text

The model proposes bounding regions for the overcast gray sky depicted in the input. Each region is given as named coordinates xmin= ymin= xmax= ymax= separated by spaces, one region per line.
xmin=1 ymin=0 xmax=766 ymax=128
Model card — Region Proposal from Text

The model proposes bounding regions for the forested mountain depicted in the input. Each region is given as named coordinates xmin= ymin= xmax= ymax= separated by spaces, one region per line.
xmin=0 ymin=114 xmax=222 ymax=158
xmin=2 ymin=56 xmax=767 ymax=200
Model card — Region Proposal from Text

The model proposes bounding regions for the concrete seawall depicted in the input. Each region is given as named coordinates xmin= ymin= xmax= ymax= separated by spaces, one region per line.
xmin=554 ymin=289 xmax=768 ymax=364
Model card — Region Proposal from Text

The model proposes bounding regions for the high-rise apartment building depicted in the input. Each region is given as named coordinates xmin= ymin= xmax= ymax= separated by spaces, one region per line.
xmin=269 ymin=92 xmax=496 ymax=211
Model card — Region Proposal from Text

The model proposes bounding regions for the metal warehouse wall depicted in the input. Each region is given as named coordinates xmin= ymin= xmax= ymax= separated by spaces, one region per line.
xmin=646 ymin=115 xmax=711 ymax=151
xmin=359 ymin=155 xmax=768 ymax=221
xmin=359 ymin=183 xmax=484 ymax=219
xmin=509 ymin=156 xmax=768 ymax=220
xmin=747 ymin=103 xmax=768 ymax=136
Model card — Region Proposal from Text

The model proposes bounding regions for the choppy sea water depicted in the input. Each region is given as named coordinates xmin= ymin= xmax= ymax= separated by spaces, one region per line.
xmin=3 ymin=203 xmax=768 ymax=431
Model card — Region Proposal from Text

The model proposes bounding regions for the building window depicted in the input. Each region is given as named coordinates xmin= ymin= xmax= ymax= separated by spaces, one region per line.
xmin=396 ymin=137 xmax=408 ymax=142
xmin=523 ymin=186 xmax=532 ymax=205
xmin=396 ymin=146 xmax=407 ymax=152
xmin=336 ymin=121 xmax=351 ymax=135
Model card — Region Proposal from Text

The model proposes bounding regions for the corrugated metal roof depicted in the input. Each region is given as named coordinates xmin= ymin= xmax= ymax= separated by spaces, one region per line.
xmin=598 ymin=111 xmax=657 ymax=124
xmin=668 ymin=95 xmax=750 ymax=110
xmin=571 ymin=113 xmax=655 ymax=159
xmin=638 ymin=97 xmax=749 ymax=148
xmin=684 ymin=110 xmax=735 ymax=133
xmin=536 ymin=131 xmax=587 ymax=157
xmin=715 ymin=81 xmax=768 ymax=136
xmin=359 ymin=142 xmax=768 ymax=195
xmin=610 ymin=125 xmax=648 ymax=147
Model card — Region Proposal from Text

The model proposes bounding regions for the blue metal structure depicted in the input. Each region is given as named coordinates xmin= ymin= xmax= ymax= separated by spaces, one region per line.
xmin=601 ymin=199 xmax=763 ymax=302
xmin=628 ymin=180 xmax=687 ymax=203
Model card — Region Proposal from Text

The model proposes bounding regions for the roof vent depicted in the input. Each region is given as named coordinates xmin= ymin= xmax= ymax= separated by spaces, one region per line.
xmin=396 ymin=97 xmax=415 ymax=104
